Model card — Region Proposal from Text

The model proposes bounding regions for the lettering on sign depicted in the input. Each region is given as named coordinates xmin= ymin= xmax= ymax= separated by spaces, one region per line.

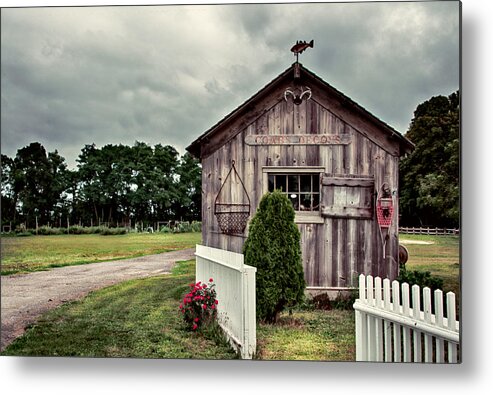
xmin=244 ymin=134 xmax=351 ymax=146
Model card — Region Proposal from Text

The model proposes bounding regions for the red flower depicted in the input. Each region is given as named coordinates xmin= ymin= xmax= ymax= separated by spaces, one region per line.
xmin=194 ymin=317 xmax=200 ymax=323
xmin=209 ymin=278 xmax=214 ymax=283
xmin=214 ymin=300 xmax=219 ymax=305
xmin=192 ymin=323 xmax=198 ymax=330
xmin=211 ymin=304 xmax=216 ymax=310
xmin=202 ymin=304 xmax=207 ymax=309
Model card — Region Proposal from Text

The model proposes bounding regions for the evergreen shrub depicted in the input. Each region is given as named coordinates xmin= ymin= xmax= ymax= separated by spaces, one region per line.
xmin=243 ymin=190 xmax=306 ymax=323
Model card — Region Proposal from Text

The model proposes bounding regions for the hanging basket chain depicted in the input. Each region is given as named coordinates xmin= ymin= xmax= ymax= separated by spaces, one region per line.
xmin=214 ymin=160 xmax=251 ymax=235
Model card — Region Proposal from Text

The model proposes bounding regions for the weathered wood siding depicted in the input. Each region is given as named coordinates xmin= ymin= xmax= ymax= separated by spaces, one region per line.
xmin=201 ymin=91 xmax=400 ymax=290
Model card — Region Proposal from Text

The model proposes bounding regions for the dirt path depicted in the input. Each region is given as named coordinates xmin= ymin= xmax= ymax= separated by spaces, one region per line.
xmin=0 ymin=248 xmax=195 ymax=351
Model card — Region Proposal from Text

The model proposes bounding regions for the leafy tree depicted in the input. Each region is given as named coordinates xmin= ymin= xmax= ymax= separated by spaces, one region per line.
xmin=399 ymin=91 xmax=460 ymax=227
xmin=76 ymin=143 xmax=109 ymax=224
xmin=1 ymin=154 xmax=16 ymax=224
xmin=10 ymin=143 xmax=69 ymax=227
xmin=47 ymin=150 xmax=70 ymax=220
xmin=126 ymin=141 xmax=155 ymax=223
xmin=76 ymin=141 xmax=183 ymax=226
xmin=243 ymin=190 xmax=305 ymax=323
xmin=174 ymin=152 xmax=202 ymax=221
xmin=150 ymin=143 xmax=180 ymax=220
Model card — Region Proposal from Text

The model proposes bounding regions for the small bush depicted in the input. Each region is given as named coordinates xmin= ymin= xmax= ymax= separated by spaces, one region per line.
xmin=309 ymin=290 xmax=358 ymax=311
xmin=37 ymin=226 xmax=63 ymax=235
xmin=15 ymin=224 xmax=27 ymax=233
xmin=100 ymin=227 xmax=127 ymax=236
xmin=310 ymin=294 xmax=331 ymax=310
xmin=396 ymin=264 xmax=445 ymax=313
xmin=160 ymin=222 xmax=201 ymax=234
xmin=331 ymin=290 xmax=358 ymax=310
xmin=68 ymin=225 xmax=89 ymax=234
xmin=16 ymin=231 xmax=33 ymax=237
xmin=173 ymin=222 xmax=191 ymax=233
xmin=18 ymin=225 xmax=114 ymax=235
xmin=190 ymin=221 xmax=202 ymax=233
xmin=397 ymin=265 xmax=444 ymax=291
xmin=179 ymin=279 xmax=218 ymax=331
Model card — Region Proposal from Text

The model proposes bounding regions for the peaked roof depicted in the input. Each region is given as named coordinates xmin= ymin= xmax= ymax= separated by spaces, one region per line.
xmin=186 ymin=63 xmax=414 ymax=158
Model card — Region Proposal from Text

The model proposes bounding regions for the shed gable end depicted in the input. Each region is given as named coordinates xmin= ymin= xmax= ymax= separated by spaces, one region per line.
xmin=187 ymin=63 xmax=413 ymax=159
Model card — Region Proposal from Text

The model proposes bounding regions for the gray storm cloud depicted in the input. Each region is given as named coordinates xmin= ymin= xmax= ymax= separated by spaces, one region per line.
xmin=1 ymin=2 xmax=460 ymax=168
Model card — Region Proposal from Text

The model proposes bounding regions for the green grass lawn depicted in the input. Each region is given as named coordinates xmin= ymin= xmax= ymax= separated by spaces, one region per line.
xmin=256 ymin=308 xmax=355 ymax=361
xmin=1 ymin=233 xmax=459 ymax=360
xmin=0 ymin=232 xmax=202 ymax=275
xmin=1 ymin=255 xmax=355 ymax=361
xmin=400 ymin=234 xmax=460 ymax=298
xmin=1 ymin=260 xmax=237 ymax=359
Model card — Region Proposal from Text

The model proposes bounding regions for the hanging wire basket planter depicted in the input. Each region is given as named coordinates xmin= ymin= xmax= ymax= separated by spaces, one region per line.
xmin=214 ymin=160 xmax=251 ymax=235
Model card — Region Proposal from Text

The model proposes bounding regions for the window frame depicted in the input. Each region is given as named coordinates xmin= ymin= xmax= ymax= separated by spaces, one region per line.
xmin=262 ymin=166 xmax=325 ymax=224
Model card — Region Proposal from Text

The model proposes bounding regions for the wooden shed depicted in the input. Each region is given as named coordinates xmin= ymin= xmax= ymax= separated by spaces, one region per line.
xmin=187 ymin=62 xmax=414 ymax=295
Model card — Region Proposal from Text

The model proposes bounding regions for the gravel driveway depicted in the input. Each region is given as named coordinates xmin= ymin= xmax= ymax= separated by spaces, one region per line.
xmin=1 ymin=248 xmax=195 ymax=351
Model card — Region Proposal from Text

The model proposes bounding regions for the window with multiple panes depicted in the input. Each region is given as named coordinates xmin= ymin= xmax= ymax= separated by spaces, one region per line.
xmin=267 ymin=173 xmax=320 ymax=212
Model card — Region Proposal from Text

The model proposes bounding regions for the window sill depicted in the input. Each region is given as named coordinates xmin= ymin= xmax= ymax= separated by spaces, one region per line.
xmin=294 ymin=214 xmax=324 ymax=224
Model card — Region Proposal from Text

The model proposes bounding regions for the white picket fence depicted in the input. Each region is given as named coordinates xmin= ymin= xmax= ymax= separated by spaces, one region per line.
xmin=353 ymin=274 xmax=460 ymax=363
xmin=195 ymin=244 xmax=256 ymax=359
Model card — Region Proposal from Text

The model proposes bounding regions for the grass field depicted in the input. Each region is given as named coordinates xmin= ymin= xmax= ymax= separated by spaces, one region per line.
xmin=400 ymin=234 xmax=460 ymax=299
xmin=1 ymin=256 xmax=355 ymax=360
xmin=1 ymin=233 xmax=460 ymax=360
xmin=256 ymin=308 xmax=355 ymax=361
xmin=0 ymin=232 xmax=202 ymax=275
xmin=2 ymin=260 xmax=237 ymax=359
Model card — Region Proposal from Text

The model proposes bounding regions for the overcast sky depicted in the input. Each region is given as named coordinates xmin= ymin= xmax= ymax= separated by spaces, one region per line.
xmin=1 ymin=1 xmax=460 ymax=168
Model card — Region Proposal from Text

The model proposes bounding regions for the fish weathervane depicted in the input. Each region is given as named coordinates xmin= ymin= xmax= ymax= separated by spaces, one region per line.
xmin=290 ymin=39 xmax=314 ymax=62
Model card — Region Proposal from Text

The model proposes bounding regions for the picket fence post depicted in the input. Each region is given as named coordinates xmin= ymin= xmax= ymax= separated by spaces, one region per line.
xmin=353 ymin=274 xmax=460 ymax=363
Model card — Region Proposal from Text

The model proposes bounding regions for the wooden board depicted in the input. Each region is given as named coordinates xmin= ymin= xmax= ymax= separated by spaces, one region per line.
xmin=200 ymin=91 xmax=400 ymax=288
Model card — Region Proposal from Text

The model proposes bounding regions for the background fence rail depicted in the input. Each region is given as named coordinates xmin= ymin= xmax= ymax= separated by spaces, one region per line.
xmin=353 ymin=274 xmax=460 ymax=363
xmin=399 ymin=227 xmax=459 ymax=235
xmin=195 ymin=244 xmax=256 ymax=359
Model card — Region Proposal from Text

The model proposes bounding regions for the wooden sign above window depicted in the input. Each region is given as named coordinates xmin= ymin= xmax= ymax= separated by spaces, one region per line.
xmin=245 ymin=134 xmax=351 ymax=146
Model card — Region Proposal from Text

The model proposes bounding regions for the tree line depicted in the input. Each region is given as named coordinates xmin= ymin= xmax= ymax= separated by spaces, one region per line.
xmin=1 ymin=141 xmax=201 ymax=230
xmin=1 ymin=90 xmax=459 ymax=232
